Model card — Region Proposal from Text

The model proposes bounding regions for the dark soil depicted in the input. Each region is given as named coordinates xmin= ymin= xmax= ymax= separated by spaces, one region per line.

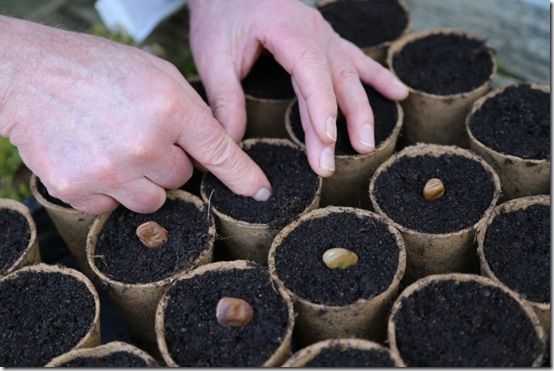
xmin=289 ymin=85 xmax=398 ymax=155
xmin=37 ymin=178 xmax=71 ymax=208
xmin=469 ymin=85 xmax=550 ymax=160
xmin=484 ymin=204 xmax=550 ymax=303
xmin=392 ymin=34 xmax=493 ymax=95
xmin=274 ymin=212 xmax=399 ymax=306
xmin=393 ymin=279 xmax=543 ymax=366
xmin=242 ymin=52 xmax=295 ymax=100
xmin=163 ymin=263 xmax=290 ymax=366
xmin=373 ymin=154 xmax=496 ymax=233
xmin=0 ymin=270 xmax=96 ymax=367
xmin=202 ymin=142 xmax=319 ymax=226
xmin=319 ymin=0 xmax=408 ymax=48
xmin=0 ymin=209 xmax=31 ymax=274
xmin=189 ymin=79 xmax=208 ymax=103
xmin=305 ymin=346 xmax=395 ymax=367
xmin=95 ymin=198 xmax=212 ymax=284
xmin=60 ymin=352 xmax=150 ymax=367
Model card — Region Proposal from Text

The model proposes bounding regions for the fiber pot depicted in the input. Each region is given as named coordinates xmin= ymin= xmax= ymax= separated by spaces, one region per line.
xmin=201 ymin=138 xmax=322 ymax=264
xmin=369 ymin=144 xmax=501 ymax=280
xmin=0 ymin=198 xmax=40 ymax=275
xmin=30 ymin=175 xmax=95 ymax=276
xmin=0 ymin=263 xmax=100 ymax=366
xmin=477 ymin=195 xmax=550 ymax=334
xmin=387 ymin=28 xmax=496 ymax=146
xmin=282 ymin=338 xmax=403 ymax=367
xmin=268 ymin=206 xmax=406 ymax=344
xmin=155 ymin=260 xmax=295 ymax=367
xmin=388 ymin=273 xmax=545 ymax=367
xmin=45 ymin=341 xmax=158 ymax=367
xmin=285 ymin=96 xmax=403 ymax=208
xmin=86 ymin=190 xmax=215 ymax=344
xmin=466 ymin=83 xmax=550 ymax=199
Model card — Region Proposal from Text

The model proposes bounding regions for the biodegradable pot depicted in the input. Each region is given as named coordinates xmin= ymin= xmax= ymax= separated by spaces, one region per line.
xmin=466 ymin=83 xmax=550 ymax=199
xmin=282 ymin=338 xmax=403 ymax=367
xmin=201 ymin=138 xmax=322 ymax=264
xmin=155 ymin=260 xmax=295 ymax=367
xmin=30 ymin=175 xmax=95 ymax=277
xmin=387 ymin=28 xmax=496 ymax=146
xmin=0 ymin=198 xmax=40 ymax=275
xmin=477 ymin=195 xmax=550 ymax=334
xmin=86 ymin=190 xmax=215 ymax=344
xmin=388 ymin=273 xmax=546 ymax=367
xmin=46 ymin=341 xmax=158 ymax=367
xmin=268 ymin=206 xmax=406 ymax=344
xmin=285 ymin=98 xmax=403 ymax=208
xmin=369 ymin=144 xmax=501 ymax=280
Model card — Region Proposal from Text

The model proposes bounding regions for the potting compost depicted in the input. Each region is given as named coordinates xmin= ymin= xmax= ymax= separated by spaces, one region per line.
xmin=0 ymin=209 xmax=30 ymax=273
xmin=57 ymin=352 xmax=149 ymax=367
xmin=304 ymin=346 xmax=396 ymax=367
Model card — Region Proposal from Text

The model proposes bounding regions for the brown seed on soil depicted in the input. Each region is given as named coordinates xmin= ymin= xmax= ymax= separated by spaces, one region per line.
xmin=216 ymin=297 xmax=254 ymax=327
xmin=423 ymin=178 xmax=445 ymax=201
xmin=135 ymin=221 xmax=168 ymax=248
xmin=322 ymin=247 xmax=359 ymax=270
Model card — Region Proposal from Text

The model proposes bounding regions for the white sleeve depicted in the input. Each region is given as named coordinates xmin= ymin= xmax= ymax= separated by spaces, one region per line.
xmin=95 ymin=0 xmax=186 ymax=43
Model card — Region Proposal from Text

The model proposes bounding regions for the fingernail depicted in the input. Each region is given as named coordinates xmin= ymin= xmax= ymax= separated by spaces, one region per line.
xmin=392 ymin=78 xmax=408 ymax=91
xmin=254 ymin=187 xmax=272 ymax=202
xmin=320 ymin=147 xmax=335 ymax=172
xmin=326 ymin=116 xmax=337 ymax=142
xmin=360 ymin=124 xmax=375 ymax=149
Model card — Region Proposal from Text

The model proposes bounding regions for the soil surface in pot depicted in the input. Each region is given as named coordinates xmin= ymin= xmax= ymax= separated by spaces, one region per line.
xmin=0 ymin=270 xmax=96 ymax=366
xmin=305 ymin=346 xmax=395 ymax=367
xmin=274 ymin=212 xmax=399 ymax=306
xmin=373 ymin=154 xmax=495 ymax=233
xmin=242 ymin=52 xmax=294 ymax=100
xmin=392 ymin=34 xmax=493 ymax=95
xmin=319 ymin=0 xmax=408 ymax=48
xmin=289 ymin=86 xmax=398 ymax=155
xmin=484 ymin=204 xmax=550 ymax=303
xmin=95 ymin=198 xmax=212 ymax=284
xmin=163 ymin=263 xmax=290 ymax=366
xmin=37 ymin=178 xmax=71 ymax=208
xmin=393 ymin=279 xmax=543 ymax=366
xmin=202 ymin=142 xmax=319 ymax=226
xmin=0 ymin=208 xmax=31 ymax=274
xmin=469 ymin=85 xmax=550 ymax=160
xmin=59 ymin=352 xmax=149 ymax=367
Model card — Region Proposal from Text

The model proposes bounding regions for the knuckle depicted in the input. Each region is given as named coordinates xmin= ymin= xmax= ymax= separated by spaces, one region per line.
xmin=335 ymin=64 xmax=359 ymax=82
xmin=203 ymin=134 xmax=236 ymax=168
xmin=297 ymin=46 xmax=327 ymax=70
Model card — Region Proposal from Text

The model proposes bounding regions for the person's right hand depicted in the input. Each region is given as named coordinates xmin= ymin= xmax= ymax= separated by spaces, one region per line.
xmin=0 ymin=16 xmax=272 ymax=215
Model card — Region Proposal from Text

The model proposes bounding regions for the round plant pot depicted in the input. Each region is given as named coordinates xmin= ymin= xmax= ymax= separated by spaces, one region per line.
xmin=30 ymin=175 xmax=95 ymax=277
xmin=466 ymin=83 xmax=550 ymax=199
xmin=269 ymin=206 xmax=406 ymax=344
xmin=285 ymin=86 xmax=403 ymax=208
xmin=282 ymin=338 xmax=403 ymax=367
xmin=201 ymin=138 xmax=322 ymax=264
xmin=0 ymin=263 xmax=100 ymax=366
xmin=369 ymin=144 xmax=501 ymax=280
xmin=477 ymin=195 xmax=550 ymax=334
xmin=86 ymin=190 xmax=215 ymax=344
xmin=388 ymin=273 xmax=545 ymax=367
xmin=45 ymin=341 xmax=158 ymax=367
xmin=316 ymin=0 xmax=411 ymax=64
xmin=0 ymin=198 xmax=40 ymax=275
xmin=155 ymin=260 xmax=295 ymax=367
xmin=387 ymin=28 xmax=496 ymax=146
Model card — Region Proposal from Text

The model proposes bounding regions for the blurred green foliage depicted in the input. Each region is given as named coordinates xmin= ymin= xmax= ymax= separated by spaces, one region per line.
xmin=0 ymin=138 xmax=30 ymax=200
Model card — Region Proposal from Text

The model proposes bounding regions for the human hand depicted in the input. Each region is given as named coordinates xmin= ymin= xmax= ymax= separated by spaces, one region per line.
xmin=188 ymin=0 xmax=409 ymax=177
xmin=0 ymin=16 xmax=271 ymax=214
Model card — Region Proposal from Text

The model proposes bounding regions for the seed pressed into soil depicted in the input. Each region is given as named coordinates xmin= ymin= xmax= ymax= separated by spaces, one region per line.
xmin=202 ymin=142 xmax=319 ymax=225
xmin=305 ymin=346 xmax=396 ymax=367
xmin=289 ymin=86 xmax=398 ymax=155
xmin=393 ymin=280 xmax=543 ymax=366
xmin=0 ymin=271 xmax=96 ymax=367
xmin=0 ymin=209 xmax=31 ymax=274
xmin=392 ymin=34 xmax=493 ymax=95
xmin=319 ymin=0 xmax=408 ymax=48
xmin=484 ymin=204 xmax=550 ymax=303
xmin=95 ymin=198 xmax=211 ymax=284
xmin=373 ymin=154 xmax=495 ymax=233
xmin=242 ymin=52 xmax=295 ymax=100
xmin=163 ymin=264 xmax=290 ymax=367
xmin=59 ymin=352 xmax=149 ymax=367
xmin=37 ymin=178 xmax=71 ymax=208
xmin=274 ymin=212 xmax=399 ymax=306
xmin=469 ymin=85 xmax=550 ymax=160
